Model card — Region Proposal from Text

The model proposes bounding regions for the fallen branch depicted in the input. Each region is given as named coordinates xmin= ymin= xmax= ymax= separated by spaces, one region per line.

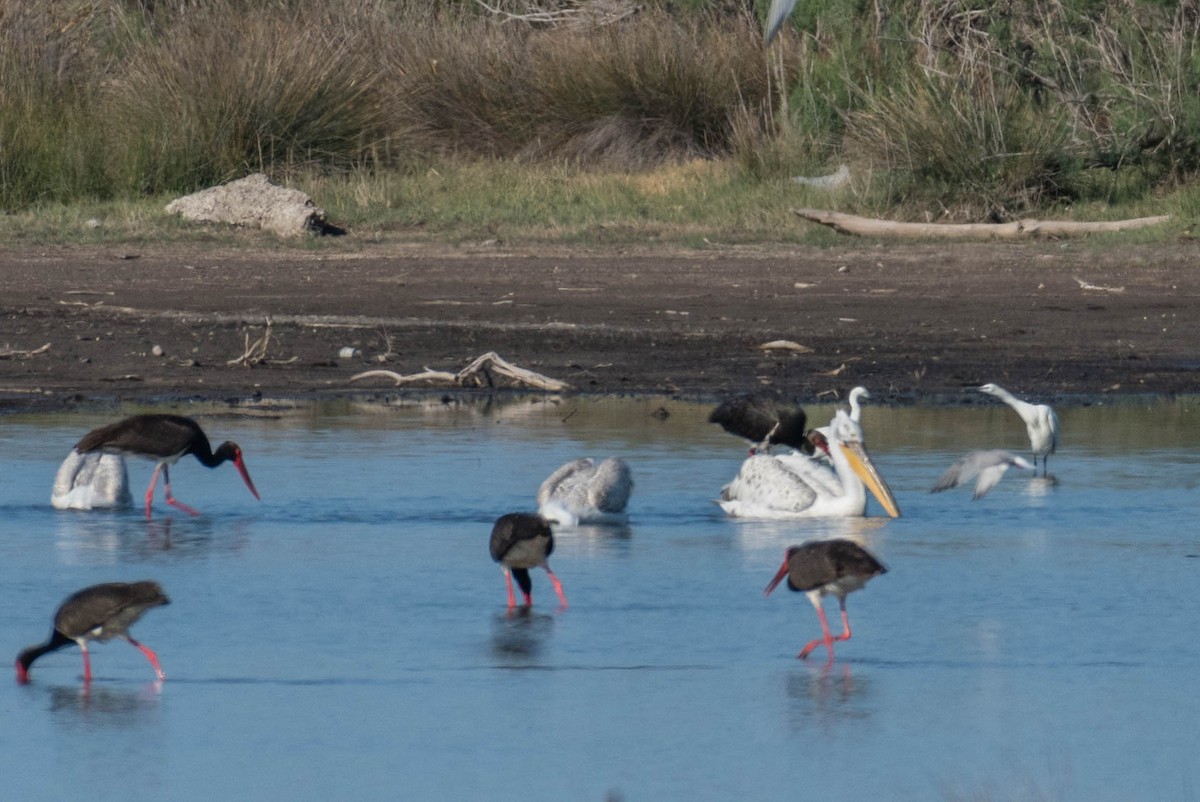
xmin=350 ymin=351 xmax=570 ymax=391
xmin=792 ymin=208 xmax=1171 ymax=240
xmin=227 ymin=320 xmax=273 ymax=367
xmin=0 ymin=343 xmax=51 ymax=359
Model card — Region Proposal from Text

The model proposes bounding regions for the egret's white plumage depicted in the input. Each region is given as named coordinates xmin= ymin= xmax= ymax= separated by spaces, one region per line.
xmin=977 ymin=383 xmax=1059 ymax=475
xmin=764 ymin=0 xmax=799 ymax=45
xmin=848 ymin=386 xmax=871 ymax=424
xmin=537 ymin=457 xmax=633 ymax=527
xmin=931 ymin=450 xmax=1034 ymax=499
xmin=719 ymin=410 xmax=900 ymax=519
xmin=51 ymin=451 xmax=132 ymax=511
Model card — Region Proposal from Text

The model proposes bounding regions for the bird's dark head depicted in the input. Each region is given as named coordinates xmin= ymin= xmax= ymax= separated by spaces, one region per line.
xmin=807 ymin=430 xmax=831 ymax=457
xmin=216 ymin=442 xmax=261 ymax=501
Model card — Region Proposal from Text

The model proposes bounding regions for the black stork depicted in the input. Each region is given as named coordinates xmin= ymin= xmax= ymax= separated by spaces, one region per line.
xmin=74 ymin=414 xmax=260 ymax=518
xmin=488 ymin=513 xmax=568 ymax=609
xmin=16 ymin=581 xmax=170 ymax=684
xmin=764 ymin=539 xmax=887 ymax=661
xmin=709 ymin=391 xmax=814 ymax=455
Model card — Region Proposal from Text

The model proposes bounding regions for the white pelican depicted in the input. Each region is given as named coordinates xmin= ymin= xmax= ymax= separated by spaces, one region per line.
xmin=51 ymin=451 xmax=132 ymax=511
xmin=489 ymin=513 xmax=567 ymax=609
xmin=848 ymin=386 xmax=870 ymax=424
xmin=931 ymin=450 xmax=1034 ymax=499
xmin=977 ymin=383 xmax=1059 ymax=476
xmin=764 ymin=539 xmax=887 ymax=661
xmin=537 ymin=457 xmax=632 ymax=527
xmin=709 ymin=390 xmax=812 ymax=454
xmin=764 ymin=0 xmax=799 ymax=45
xmin=719 ymin=410 xmax=900 ymax=519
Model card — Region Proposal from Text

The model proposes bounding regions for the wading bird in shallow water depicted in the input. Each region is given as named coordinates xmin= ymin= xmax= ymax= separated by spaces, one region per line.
xmin=73 ymin=414 xmax=260 ymax=518
xmin=976 ymin=383 xmax=1059 ymax=477
xmin=931 ymin=450 xmax=1035 ymax=499
xmin=764 ymin=540 xmax=887 ymax=661
xmin=719 ymin=410 xmax=900 ymax=519
xmin=50 ymin=451 xmax=132 ymax=511
xmin=847 ymin=386 xmax=870 ymax=424
xmin=537 ymin=457 xmax=633 ymax=527
xmin=489 ymin=513 xmax=568 ymax=610
xmin=709 ymin=390 xmax=813 ymax=455
xmin=16 ymin=581 xmax=170 ymax=684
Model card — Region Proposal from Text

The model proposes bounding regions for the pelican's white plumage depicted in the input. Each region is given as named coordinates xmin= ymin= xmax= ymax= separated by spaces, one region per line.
xmin=931 ymin=450 xmax=1034 ymax=499
xmin=537 ymin=457 xmax=633 ymax=527
xmin=977 ymin=383 xmax=1059 ymax=474
xmin=719 ymin=410 xmax=900 ymax=519
xmin=51 ymin=450 xmax=132 ymax=511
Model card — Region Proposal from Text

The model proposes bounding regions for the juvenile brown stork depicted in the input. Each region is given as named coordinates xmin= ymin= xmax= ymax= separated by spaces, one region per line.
xmin=16 ymin=581 xmax=170 ymax=684
xmin=764 ymin=539 xmax=887 ymax=661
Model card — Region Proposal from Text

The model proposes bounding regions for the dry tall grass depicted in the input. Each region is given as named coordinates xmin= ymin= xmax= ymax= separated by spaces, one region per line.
xmin=0 ymin=0 xmax=1198 ymax=223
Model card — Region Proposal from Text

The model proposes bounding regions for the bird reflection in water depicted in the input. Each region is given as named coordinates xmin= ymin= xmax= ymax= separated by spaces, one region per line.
xmin=489 ymin=608 xmax=555 ymax=667
xmin=47 ymin=683 xmax=163 ymax=729
xmin=784 ymin=664 xmax=872 ymax=733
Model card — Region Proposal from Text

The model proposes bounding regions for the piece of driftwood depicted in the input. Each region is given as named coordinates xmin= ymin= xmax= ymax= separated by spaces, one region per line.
xmin=350 ymin=351 xmax=570 ymax=391
xmin=0 ymin=343 xmax=50 ymax=359
xmin=792 ymin=208 xmax=1171 ymax=240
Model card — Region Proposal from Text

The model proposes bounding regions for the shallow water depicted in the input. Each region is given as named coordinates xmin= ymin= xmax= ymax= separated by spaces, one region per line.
xmin=2 ymin=397 xmax=1199 ymax=801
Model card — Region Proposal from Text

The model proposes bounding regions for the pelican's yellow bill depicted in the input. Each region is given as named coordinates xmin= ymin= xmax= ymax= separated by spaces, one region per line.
xmin=841 ymin=442 xmax=901 ymax=518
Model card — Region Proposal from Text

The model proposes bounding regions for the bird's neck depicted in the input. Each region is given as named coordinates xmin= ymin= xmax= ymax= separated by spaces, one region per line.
xmin=17 ymin=630 xmax=72 ymax=675
xmin=194 ymin=442 xmax=232 ymax=468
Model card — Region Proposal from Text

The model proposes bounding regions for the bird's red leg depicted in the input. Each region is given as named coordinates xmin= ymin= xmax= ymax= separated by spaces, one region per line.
xmin=161 ymin=466 xmax=200 ymax=516
xmin=544 ymin=564 xmax=568 ymax=610
xmin=144 ymin=465 xmax=163 ymax=518
xmin=503 ymin=569 xmax=517 ymax=609
xmin=80 ymin=643 xmax=93 ymax=684
xmin=798 ymin=605 xmax=836 ymax=660
xmin=833 ymin=603 xmax=853 ymax=643
xmin=126 ymin=636 xmax=166 ymax=681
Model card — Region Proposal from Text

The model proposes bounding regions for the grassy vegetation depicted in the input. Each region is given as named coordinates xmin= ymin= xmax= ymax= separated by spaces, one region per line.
xmin=0 ymin=0 xmax=1197 ymax=246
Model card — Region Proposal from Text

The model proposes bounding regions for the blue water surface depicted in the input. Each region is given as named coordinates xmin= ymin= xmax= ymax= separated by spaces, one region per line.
xmin=1 ymin=397 xmax=1198 ymax=801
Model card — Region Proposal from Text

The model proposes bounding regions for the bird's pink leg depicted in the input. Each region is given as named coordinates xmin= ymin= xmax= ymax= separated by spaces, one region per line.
xmin=798 ymin=605 xmax=836 ymax=660
xmin=144 ymin=465 xmax=163 ymax=518
xmin=160 ymin=466 xmax=200 ymax=517
xmin=503 ymin=569 xmax=517 ymax=609
xmin=126 ymin=636 xmax=166 ymax=681
xmin=544 ymin=564 xmax=568 ymax=610
xmin=833 ymin=605 xmax=853 ymax=644
xmin=80 ymin=643 xmax=93 ymax=684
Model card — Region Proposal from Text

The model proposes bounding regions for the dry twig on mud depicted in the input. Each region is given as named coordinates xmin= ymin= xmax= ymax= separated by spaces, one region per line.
xmin=226 ymin=319 xmax=293 ymax=367
xmin=349 ymin=351 xmax=570 ymax=391
xmin=0 ymin=343 xmax=51 ymax=359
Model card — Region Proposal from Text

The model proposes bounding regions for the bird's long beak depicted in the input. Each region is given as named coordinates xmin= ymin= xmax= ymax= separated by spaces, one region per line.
xmin=764 ymin=559 xmax=790 ymax=597
xmin=234 ymin=453 xmax=261 ymax=500
xmin=15 ymin=660 xmax=29 ymax=685
xmin=840 ymin=441 xmax=901 ymax=518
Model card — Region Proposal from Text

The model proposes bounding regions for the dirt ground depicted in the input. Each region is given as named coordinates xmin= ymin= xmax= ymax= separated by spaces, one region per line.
xmin=0 ymin=239 xmax=1196 ymax=412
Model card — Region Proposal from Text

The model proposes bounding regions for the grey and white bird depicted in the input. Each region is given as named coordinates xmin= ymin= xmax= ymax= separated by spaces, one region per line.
xmin=931 ymin=450 xmax=1035 ymax=499
xmin=537 ymin=457 xmax=633 ymax=527
xmin=977 ymin=383 xmax=1059 ymax=476
xmin=51 ymin=450 xmax=132 ymax=511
